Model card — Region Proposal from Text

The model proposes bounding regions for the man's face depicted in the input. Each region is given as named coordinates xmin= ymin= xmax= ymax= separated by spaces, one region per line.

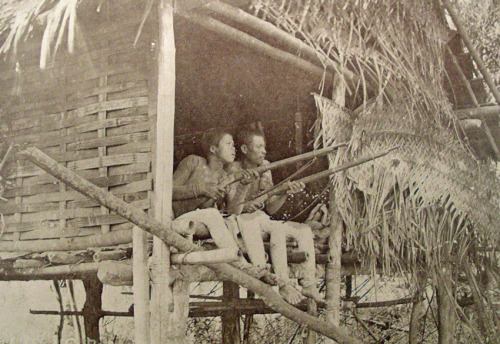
xmin=243 ymin=135 xmax=266 ymax=166
xmin=213 ymin=134 xmax=236 ymax=164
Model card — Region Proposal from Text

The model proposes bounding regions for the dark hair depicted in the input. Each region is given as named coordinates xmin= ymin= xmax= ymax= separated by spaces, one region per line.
xmin=200 ymin=128 xmax=231 ymax=157
xmin=236 ymin=128 xmax=266 ymax=149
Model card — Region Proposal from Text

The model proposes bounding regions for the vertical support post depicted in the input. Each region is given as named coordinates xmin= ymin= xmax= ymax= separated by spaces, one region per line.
xmin=436 ymin=266 xmax=456 ymax=344
xmin=324 ymin=75 xmax=346 ymax=334
xmin=82 ymin=277 xmax=103 ymax=343
xmin=243 ymin=290 xmax=255 ymax=344
xmin=222 ymin=281 xmax=241 ymax=344
xmin=150 ymin=0 xmax=186 ymax=343
xmin=305 ymin=299 xmax=318 ymax=344
xmin=133 ymin=226 xmax=150 ymax=344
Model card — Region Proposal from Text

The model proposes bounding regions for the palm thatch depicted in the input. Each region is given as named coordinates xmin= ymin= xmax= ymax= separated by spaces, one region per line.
xmin=0 ymin=0 xmax=78 ymax=68
xmin=253 ymin=0 xmax=499 ymax=339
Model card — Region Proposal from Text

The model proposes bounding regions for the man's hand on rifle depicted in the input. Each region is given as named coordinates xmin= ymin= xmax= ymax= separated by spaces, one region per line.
xmin=286 ymin=181 xmax=305 ymax=195
xmin=243 ymin=198 xmax=266 ymax=212
xmin=240 ymin=169 xmax=260 ymax=185
xmin=200 ymin=181 xmax=227 ymax=200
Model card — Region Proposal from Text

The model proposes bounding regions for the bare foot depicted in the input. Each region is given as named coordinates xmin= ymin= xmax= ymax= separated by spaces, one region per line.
xmin=302 ymin=285 xmax=325 ymax=304
xmin=279 ymin=283 xmax=303 ymax=305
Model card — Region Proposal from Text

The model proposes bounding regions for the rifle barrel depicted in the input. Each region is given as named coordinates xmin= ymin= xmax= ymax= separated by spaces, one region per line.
xmin=226 ymin=141 xmax=348 ymax=187
xmin=260 ymin=146 xmax=400 ymax=199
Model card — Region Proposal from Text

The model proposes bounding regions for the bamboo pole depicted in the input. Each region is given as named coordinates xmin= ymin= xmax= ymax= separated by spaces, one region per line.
xmin=18 ymin=148 xmax=362 ymax=344
xmin=440 ymin=0 xmax=500 ymax=104
xmin=181 ymin=12 xmax=333 ymax=83
xmin=455 ymin=105 xmax=500 ymax=119
xmin=0 ymin=229 xmax=132 ymax=252
xmin=324 ymin=76 xmax=347 ymax=337
xmin=0 ymin=144 xmax=13 ymax=174
xmin=0 ymin=262 xmax=101 ymax=280
xmin=203 ymin=1 xmax=355 ymax=80
xmin=133 ymin=226 xmax=150 ymax=344
xmin=445 ymin=46 xmax=500 ymax=159
xmin=171 ymin=248 xmax=239 ymax=264
xmin=98 ymin=261 xmax=133 ymax=286
xmin=150 ymin=0 xmax=180 ymax=343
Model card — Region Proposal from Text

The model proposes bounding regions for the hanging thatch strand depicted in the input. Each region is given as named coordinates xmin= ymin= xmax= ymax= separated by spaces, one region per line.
xmin=0 ymin=0 xmax=79 ymax=68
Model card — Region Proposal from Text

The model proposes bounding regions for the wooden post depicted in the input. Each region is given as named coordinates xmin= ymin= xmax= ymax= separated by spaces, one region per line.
xmin=82 ymin=277 xmax=103 ymax=343
xmin=324 ymin=75 xmax=347 ymax=335
xmin=133 ymin=226 xmax=150 ymax=344
xmin=150 ymin=0 xmax=185 ymax=343
xmin=222 ymin=281 xmax=241 ymax=344
xmin=436 ymin=266 xmax=456 ymax=344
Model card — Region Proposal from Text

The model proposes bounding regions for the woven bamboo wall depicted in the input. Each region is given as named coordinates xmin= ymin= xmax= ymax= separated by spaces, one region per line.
xmin=0 ymin=2 xmax=153 ymax=244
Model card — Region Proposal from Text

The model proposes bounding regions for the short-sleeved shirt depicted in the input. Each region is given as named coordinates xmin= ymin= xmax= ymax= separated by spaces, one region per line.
xmin=172 ymin=155 xmax=228 ymax=217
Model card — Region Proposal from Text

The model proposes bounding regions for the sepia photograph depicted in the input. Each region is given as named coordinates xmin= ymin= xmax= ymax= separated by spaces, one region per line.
xmin=0 ymin=0 xmax=498 ymax=343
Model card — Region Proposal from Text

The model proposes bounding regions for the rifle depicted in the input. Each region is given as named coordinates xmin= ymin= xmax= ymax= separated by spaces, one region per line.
xmin=239 ymin=146 xmax=400 ymax=208
xmin=172 ymin=142 xmax=348 ymax=217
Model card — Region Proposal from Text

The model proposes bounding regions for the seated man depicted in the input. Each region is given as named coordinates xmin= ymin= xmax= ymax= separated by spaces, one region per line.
xmin=172 ymin=128 xmax=257 ymax=261
xmin=226 ymin=128 xmax=323 ymax=304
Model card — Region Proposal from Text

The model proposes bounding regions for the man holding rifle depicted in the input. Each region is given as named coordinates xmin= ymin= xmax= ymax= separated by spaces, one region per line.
xmin=226 ymin=128 xmax=323 ymax=304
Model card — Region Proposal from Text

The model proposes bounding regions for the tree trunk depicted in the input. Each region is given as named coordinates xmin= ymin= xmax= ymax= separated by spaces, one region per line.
xmin=82 ymin=277 xmax=103 ymax=343
xmin=222 ymin=281 xmax=241 ymax=344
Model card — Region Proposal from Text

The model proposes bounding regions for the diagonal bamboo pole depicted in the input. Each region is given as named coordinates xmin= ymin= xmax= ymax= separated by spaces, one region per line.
xmin=202 ymin=1 xmax=355 ymax=80
xmin=180 ymin=11 xmax=332 ymax=83
xmin=440 ymin=0 xmax=500 ymax=104
xmin=19 ymin=147 xmax=362 ymax=344
xmin=445 ymin=46 xmax=500 ymax=160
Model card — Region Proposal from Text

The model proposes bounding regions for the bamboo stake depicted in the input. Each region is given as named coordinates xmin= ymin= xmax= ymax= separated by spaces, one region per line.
xmin=18 ymin=148 xmax=362 ymax=344
xmin=441 ymin=0 xmax=500 ymax=104
xmin=133 ymin=226 xmax=150 ymax=344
